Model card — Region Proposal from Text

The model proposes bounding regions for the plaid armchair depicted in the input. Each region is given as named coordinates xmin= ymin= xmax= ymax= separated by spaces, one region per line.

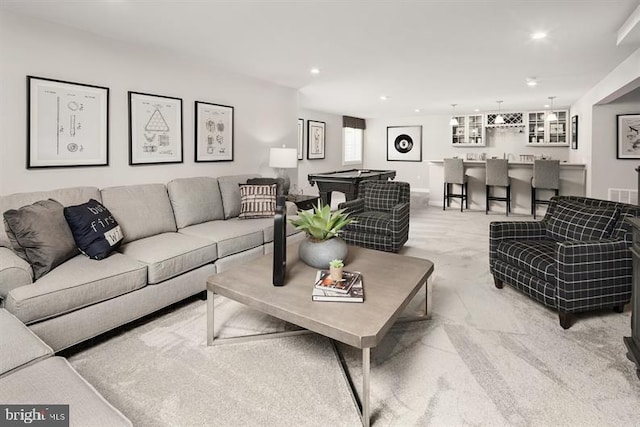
xmin=490 ymin=196 xmax=640 ymax=329
xmin=338 ymin=181 xmax=410 ymax=253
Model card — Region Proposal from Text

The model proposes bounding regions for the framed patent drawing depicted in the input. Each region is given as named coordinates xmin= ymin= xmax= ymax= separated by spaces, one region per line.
xmin=27 ymin=76 xmax=109 ymax=168
xmin=129 ymin=91 xmax=183 ymax=165
xmin=307 ymin=120 xmax=325 ymax=160
xmin=195 ymin=101 xmax=234 ymax=162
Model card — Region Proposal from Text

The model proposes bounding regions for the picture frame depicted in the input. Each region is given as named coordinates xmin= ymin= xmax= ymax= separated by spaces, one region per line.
xmin=27 ymin=76 xmax=109 ymax=168
xmin=129 ymin=91 xmax=183 ymax=165
xmin=307 ymin=120 xmax=325 ymax=160
xmin=194 ymin=101 xmax=234 ymax=162
xmin=571 ymin=115 xmax=578 ymax=149
xmin=297 ymin=118 xmax=304 ymax=160
xmin=616 ymin=113 xmax=640 ymax=159
xmin=387 ymin=125 xmax=422 ymax=162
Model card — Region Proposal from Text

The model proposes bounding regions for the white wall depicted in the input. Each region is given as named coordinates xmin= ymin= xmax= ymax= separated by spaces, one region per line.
xmin=365 ymin=115 xmax=571 ymax=193
xmin=591 ymin=89 xmax=640 ymax=199
xmin=297 ymin=108 xmax=351 ymax=196
xmin=570 ymin=47 xmax=640 ymax=197
xmin=0 ymin=10 xmax=298 ymax=195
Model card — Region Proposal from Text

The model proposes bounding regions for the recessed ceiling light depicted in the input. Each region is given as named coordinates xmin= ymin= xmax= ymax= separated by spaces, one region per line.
xmin=531 ymin=32 xmax=547 ymax=40
xmin=414 ymin=109 xmax=421 ymax=113
xmin=310 ymin=68 xmax=320 ymax=75
xmin=474 ymin=108 xmax=480 ymax=112
xmin=526 ymin=77 xmax=538 ymax=87
xmin=544 ymin=104 xmax=550 ymax=108
xmin=379 ymin=95 xmax=388 ymax=101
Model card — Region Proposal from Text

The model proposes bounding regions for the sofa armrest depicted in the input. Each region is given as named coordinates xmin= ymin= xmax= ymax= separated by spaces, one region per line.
xmin=489 ymin=221 xmax=547 ymax=268
xmin=0 ymin=247 xmax=33 ymax=303
xmin=391 ymin=202 xmax=410 ymax=232
xmin=338 ymin=198 xmax=364 ymax=215
xmin=285 ymin=201 xmax=298 ymax=216
xmin=555 ymin=239 xmax=632 ymax=311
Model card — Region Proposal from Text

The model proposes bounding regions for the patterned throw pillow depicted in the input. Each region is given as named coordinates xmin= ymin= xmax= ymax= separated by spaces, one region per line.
xmin=363 ymin=183 xmax=401 ymax=212
xmin=3 ymin=199 xmax=79 ymax=280
xmin=546 ymin=200 xmax=619 ymax=242
xmin=64 ymin=199 xmax=124 ymax=260
xmin=238 ymin=184 xmax=277 ymax=219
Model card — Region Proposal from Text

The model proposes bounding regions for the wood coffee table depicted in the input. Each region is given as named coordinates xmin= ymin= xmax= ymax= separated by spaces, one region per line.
xmin=206 ymin=243 xmax=434 ymax=426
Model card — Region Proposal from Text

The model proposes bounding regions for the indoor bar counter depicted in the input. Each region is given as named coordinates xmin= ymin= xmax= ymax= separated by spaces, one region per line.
xmin=428 ymin=160 xmax=587 ymax=214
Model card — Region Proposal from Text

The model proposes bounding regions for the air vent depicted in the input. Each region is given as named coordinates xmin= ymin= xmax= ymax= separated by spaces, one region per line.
xmin=608 ymin=188 xmax=638 ymax=204
xmin=486 ymin=112 xmax=524 ymax=127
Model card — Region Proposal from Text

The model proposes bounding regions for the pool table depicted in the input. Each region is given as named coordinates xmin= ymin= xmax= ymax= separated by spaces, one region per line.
xmin=308 ymin=169 xmax=396 ymax=205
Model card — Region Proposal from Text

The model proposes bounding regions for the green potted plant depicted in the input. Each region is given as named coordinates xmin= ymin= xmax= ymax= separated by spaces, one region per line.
xmin=329 ymin=259 xmax=344 ymax=282
xmin=289 ymin=202 xmax=352 ymax=269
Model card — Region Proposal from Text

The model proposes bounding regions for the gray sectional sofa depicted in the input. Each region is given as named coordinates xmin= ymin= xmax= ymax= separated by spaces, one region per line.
xmin=0 ymin=309 xmax=132 ymax=426
xmin=0 ymin=174 xmax=302 ymax=352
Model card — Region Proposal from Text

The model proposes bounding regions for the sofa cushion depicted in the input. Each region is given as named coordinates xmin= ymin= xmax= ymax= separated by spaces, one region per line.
xmin=3 ymin=199 xmax=79 ymax=280
xmin=218 ymin=174 xmax=260 ymax=219
xmin=0 ymin=357 xmax=132 ymax=426
xmin=0 ymin=309 xmax=53 ymax=378
xmin=167 ymin=176 xmax=224 ymax=228
xmin=546 ymin=201 xmax=618 ymax=242
xmin=179 ymin=218 xmax=269 ymax=257
xmin=263 ymin=221 xmax=301 ymax=243
xmin=344 ymin=211 xmax=393 ymax=236
xmin=118 ymin=232 xmax=217 ymax=284
xmin=0 ymin=186 xmax=101 ymax=249
xmin=238 ymin=184 xmax=276 ymax=219
xmin=496 ymin=239 xmax=557 ymax=284
xmin=101 ymin=184 xmax=177 ymax=244
xmin=64 ymin=199 xmax=124 ymax=260
xmin=5 ymin=253 xmax=147 ymax=324
xmin=363 ymin=183 xmax=401 ymax=212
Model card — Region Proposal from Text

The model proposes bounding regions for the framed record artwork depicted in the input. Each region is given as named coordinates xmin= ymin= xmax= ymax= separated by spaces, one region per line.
xmin=387 ymin=125 xmax=422 ymax=162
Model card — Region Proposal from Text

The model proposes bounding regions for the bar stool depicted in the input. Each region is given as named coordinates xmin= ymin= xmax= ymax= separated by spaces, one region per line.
xmin=485 ymin=158 xmax=511 ymax=216
xmin=443 ymin=158 xmax=468 ymax=212
xmin=531 ymin=159 xmax=560 ymax=219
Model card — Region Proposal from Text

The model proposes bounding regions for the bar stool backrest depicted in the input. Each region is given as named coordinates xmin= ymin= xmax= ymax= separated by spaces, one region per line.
xmin=444 ymin=158 xmax=465 ymax=184
xmin=532 ymin=160 xmax=560 ymax=190
xmin=486 ymin=159 xmax=509 ymax=186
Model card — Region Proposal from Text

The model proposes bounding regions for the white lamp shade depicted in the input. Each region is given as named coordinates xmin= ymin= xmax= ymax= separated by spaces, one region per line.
xmin=449 ymin=117 xmax=459 ymax=126
xmin=269 ymin=147 xmax=298 ymax=168
xmin=546 ymin=112 xmax=558 ymax=121
xmin=494 ymin=115 xmax=505 ymax=125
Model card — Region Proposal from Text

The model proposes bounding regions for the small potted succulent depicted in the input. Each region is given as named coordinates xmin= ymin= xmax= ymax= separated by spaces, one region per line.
xmin=329 ymin=259 xmax=344 ymax=282
xmin=289 ymin=202 xmax=352 ymax=269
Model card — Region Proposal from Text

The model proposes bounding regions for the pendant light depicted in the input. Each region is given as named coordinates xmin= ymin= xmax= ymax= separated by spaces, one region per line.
xmin=546 ymin=96 xmax=558 ymax=121
xmin=494 ymin=100 xmax=505 ymax=125
xmin=449 ymin=104 xmax=459 ymax=126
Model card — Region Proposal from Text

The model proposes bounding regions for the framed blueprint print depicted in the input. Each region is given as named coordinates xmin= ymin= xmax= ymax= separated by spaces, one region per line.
xmin=307 ymin=120 xmax=325 ymax=160
xmin=194 ymin=101 xmax=234 ymax=162
xmin=27 ymin=76 xmax=109 ymax=168
xmin=129 ymin=91 xmax=183 ymax=165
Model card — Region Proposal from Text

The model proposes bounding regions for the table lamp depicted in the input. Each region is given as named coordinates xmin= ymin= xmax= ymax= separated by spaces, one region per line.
xmin=269 ymin=145 xmax=297 ymax=194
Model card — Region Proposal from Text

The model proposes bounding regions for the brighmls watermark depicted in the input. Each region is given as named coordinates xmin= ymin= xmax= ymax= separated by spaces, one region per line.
xmin=0 ymin=405 xmax=68 ymax=426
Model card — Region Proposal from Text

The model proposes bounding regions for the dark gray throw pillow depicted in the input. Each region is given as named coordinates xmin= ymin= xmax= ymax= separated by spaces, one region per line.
xmin=3 ymin=199 xmax=79 ymax=280
xmin=64 ymin=199 xmax=124 ymax=260
xmin=246 ymin=177 xmax=284 ymax=196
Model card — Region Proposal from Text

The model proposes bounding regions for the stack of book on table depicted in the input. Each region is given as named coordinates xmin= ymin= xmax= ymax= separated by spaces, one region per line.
xmin=312 ymin=270 xmax=364 ymax=303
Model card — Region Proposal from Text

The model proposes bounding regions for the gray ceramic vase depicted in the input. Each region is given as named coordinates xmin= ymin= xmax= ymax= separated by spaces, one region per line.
xmin=298 ymin=236 xmax=348 ymax=269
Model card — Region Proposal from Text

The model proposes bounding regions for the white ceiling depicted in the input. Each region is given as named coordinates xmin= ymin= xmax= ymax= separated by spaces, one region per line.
xmin=2 ymin=0 xmax=639 ymax=118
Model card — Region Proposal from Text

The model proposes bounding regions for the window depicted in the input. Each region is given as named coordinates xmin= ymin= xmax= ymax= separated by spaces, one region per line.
xmin=342 ymin=116 xmax=366 ymax=165
xmin=343 ymin=127 xmax=363 ymax=165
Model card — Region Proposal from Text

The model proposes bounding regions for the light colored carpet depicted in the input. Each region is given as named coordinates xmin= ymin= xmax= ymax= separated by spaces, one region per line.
xmin=68 ymin=207 xmax=640 ymax=426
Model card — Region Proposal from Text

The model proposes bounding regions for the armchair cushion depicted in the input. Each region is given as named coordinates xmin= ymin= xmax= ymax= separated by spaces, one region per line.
xmin=496 ymin=239 xmax=557 ymax=283
xmin=344 ymin=211 xmax=392 ymax=236
xmin=363 ymin=183 xmax=400 ymax=212
xmin=545 ymin=200 xmax=618 ymax=242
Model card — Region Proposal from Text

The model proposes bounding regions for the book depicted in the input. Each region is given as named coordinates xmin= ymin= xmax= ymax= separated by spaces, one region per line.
xmin=312 ymin=271 xmax=364 ymax=303
xmin=314 ymin=270 xmax=360 ymax=294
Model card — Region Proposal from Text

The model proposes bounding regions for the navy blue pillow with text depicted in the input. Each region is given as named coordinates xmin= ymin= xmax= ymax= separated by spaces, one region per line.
xmin=63 ymin=199 xmax=124 ymax=260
